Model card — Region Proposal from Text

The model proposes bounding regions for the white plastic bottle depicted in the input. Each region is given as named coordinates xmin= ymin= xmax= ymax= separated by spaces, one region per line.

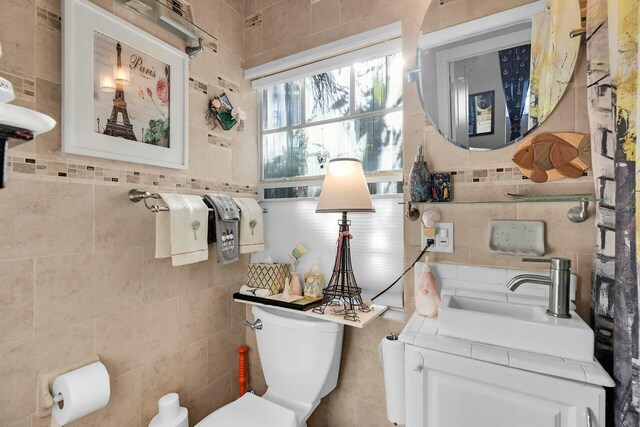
xmin=415 ymin=256 xmax=440 ymax=317
xmin=149 ymin=393 xmax=188 ymax=427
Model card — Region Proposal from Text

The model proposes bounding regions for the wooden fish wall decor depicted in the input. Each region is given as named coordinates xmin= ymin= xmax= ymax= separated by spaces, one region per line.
xmin=512 ymin=132 xmax=591 ymax=183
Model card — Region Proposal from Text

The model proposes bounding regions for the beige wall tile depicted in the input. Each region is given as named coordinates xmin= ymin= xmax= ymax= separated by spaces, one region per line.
xmin=0 ymin=258 xmax=34 ymax=344
xmin=0 ymin=179 xmax=94 ymax=260
xmin=262 ymin=0 xmax=310 ymax=52
xmin=95 ymin=298 xmax=178 ymax=377
xmin=178 ymin=285 xmax=230 ymax=347
xmin=35 ymin=248 xmax=143 ymax=333
xmin=191 ymin=0 xmax=219 ymax=37
xmin=225 ymin=0 xmax=245 ymax=16
xmin=190 ymin=49 xmax=219 ymax=84
xmin=190 ymin=90 xmax=210 ymax=129
xmin=7 ymin=416 xmax=31 ymax=427
xmin=245 ymin=22 xmax=264 ymax=59
xmin=35 ymin=27 xmax=61 ymax=85
xmin=0 ymin=0 xmax=36 ymax=78
xmin=34 ymin=78 xmax=61 ymax=156
xmin=219 ymin=0 xmax=245 ymax=57
xmin=0 ymin=322 xmax=93 ymax=425
xmin=209 ymin=250 xmax=249 ymax=286
xmin=95 ymin=184 xmax=155 ymax=251
xmin=207 ymin=323 xmax=246 ymax=383
xmin=188 ymin=125 xmax=211 ymax=178
xmin=140 ymin=340 xmax=207 ymax=425
xmin=311 ymin=0 xmax=340 ymax=34
xmin=143 ymin=246 xmax=208 ymax=303
xmin=209 ymin=143 xmax=233 ymax=182
xmin=184 ymin=371 xmax=233 ymax=425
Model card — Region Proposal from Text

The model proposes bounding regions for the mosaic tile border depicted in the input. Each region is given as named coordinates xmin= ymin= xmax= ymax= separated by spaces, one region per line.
xmin=37 ymin=5 xmax=62 ymax=34
xmin=0 ymin=72 xmax=35 ymax=103
xmin=245 ymin=13 xmax=263 ymax=29
xmin=7 ymin=155 xmax=258 ymax=195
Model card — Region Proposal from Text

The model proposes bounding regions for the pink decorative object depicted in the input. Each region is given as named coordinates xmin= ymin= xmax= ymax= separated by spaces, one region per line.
xmin=290 ymin=272 xmax=302 ymax=296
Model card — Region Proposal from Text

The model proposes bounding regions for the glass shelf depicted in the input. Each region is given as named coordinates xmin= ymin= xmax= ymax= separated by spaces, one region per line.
xmin=400 ymin=194 xmax=600 ymax=205
xmin=117 ymin=0 xmax=217 ymax=46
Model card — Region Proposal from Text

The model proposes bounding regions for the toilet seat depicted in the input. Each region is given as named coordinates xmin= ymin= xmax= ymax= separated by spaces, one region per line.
xmin=195 ymin=393 xmax=297 ymax=427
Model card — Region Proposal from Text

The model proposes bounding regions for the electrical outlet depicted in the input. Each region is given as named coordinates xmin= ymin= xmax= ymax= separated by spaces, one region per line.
xmin=421 ymin=222 xmax=454 ymax=253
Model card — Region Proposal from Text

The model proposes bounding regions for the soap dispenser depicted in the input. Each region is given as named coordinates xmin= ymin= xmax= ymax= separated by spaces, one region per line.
xmin=408 ymin=145 xmax=431 ymax=202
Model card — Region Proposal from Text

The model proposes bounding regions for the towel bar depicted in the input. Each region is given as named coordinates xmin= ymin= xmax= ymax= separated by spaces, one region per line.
xmin=128 ymin=189 xmax=268 ymax=213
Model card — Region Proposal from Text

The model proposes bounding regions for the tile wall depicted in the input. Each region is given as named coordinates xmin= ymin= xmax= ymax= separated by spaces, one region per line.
xmin=245 ymin=0 xmax=594 ymax=426
xmin=0 ymin=0 xmax=256 ymax=425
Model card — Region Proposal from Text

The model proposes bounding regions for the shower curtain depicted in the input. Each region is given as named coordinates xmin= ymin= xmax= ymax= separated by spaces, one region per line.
xmin=498 ymin=45 xmax=531 ymax=141
xmin=528 ymin=0 xmax=581 ymax=128
xmin=588 ymin=0 xmax=639 ymax=424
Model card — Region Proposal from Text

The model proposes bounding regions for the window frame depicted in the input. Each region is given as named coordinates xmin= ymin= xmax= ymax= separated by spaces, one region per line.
xmin=255 ymin=39 xmax=404 ymax=201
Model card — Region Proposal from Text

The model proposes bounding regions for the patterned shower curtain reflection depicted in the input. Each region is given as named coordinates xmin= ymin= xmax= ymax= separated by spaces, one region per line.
xmin=498 ymin=45 xmax=531 ymax=141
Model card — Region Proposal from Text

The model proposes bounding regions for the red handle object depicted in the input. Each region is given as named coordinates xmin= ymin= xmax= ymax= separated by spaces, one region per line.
xmin=238 ymin=346 xmax=249 ymax=397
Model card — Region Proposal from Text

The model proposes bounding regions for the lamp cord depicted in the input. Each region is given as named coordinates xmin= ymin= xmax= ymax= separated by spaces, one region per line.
xmin=370 ymin=239 xmax=434 ymax=303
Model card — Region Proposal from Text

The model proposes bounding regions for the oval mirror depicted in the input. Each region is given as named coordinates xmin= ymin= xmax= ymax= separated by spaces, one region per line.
xmin=416 ymin=0 xmax=581 ymax=151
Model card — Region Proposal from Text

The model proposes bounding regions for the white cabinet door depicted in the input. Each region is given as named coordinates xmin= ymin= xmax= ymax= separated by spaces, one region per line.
xmin=405 ymin=345 xmax=606 ymax=427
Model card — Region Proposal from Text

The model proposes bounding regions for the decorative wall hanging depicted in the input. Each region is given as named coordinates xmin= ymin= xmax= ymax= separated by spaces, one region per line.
xmin=430 ymin=172 xmax=451 ymax=202
xmin=512 ymin=132 xmax=591 ymax=183
xmin=206 ymin=93 xmax=246 ymax=131
xmin=62 ymin=0 xmax=189 ymax=169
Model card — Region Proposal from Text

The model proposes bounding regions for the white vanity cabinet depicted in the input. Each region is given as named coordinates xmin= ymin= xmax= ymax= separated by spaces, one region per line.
xmin=405 ymin=345 xmax=605 ymax=427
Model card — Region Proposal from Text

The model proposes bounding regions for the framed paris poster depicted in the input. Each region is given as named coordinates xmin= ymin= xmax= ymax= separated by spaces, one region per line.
xmin=62 ymin=0 xmax=189 ymax=169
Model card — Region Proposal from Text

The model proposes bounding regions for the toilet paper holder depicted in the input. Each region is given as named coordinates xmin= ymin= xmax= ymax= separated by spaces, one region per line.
xmin=36 ymin=355 xmax=102 ymax=418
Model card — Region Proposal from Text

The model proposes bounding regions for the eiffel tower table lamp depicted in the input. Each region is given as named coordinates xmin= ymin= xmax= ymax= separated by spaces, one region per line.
xmin=312 ymin=158 xmax=375 ymax=321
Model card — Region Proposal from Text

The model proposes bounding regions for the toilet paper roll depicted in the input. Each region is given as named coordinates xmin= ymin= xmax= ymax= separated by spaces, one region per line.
xmin=379 ymin=334 xmax=405 ymax=425
xmin=51 ymin=362 xmax=111 ymax=425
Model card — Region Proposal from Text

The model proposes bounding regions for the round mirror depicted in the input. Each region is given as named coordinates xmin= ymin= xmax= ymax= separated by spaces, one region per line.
xmin=416 ymin=0 xmax=581 ymax=151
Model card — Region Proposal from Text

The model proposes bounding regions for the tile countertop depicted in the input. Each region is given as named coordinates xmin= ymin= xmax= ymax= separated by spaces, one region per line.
xmin=399 ymin=311 xmax=614 ymax=387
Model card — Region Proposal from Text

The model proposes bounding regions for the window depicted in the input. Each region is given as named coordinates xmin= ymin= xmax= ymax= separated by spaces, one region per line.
xmin=247 ymin=31 xmax=405 ymax=308
xmin=258 ymin=43 xmax=404 ymax=199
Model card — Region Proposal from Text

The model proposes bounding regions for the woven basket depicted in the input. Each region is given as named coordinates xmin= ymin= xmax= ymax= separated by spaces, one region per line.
xmin=247 ymin=263 xmax=290 ymax=295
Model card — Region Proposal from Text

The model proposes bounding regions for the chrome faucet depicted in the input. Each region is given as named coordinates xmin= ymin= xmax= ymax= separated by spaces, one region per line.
xmin=506 ymin=257 xmax=572 ymax=319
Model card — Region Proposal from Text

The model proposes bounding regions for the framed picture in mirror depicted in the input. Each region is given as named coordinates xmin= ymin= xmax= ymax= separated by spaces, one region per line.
xmin=469 ymin=91 xmax=495 ymax=137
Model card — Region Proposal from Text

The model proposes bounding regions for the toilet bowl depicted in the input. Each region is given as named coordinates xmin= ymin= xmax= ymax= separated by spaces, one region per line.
xmin=196 ymin=305 xmax=344 ymax=427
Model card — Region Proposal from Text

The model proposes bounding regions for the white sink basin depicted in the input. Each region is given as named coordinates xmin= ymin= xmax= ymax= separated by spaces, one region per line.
xmin=439 ymin=295 xmax=594 ymax=362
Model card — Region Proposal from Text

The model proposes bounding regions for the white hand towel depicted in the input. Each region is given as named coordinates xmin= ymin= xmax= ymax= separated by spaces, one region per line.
xmin=156 ymin=193 xmax=209 ymax=266
xmin=232 ymin=197 xmax=265 ymax=254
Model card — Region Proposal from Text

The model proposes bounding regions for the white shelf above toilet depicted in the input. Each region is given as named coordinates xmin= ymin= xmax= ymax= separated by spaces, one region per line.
xmin=233 ymin=298 xmax=388 ymax=328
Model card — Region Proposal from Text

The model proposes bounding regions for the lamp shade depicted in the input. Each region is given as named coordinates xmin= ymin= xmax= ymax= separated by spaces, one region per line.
xmin=316 ymin=158 xmax=375 ymax=213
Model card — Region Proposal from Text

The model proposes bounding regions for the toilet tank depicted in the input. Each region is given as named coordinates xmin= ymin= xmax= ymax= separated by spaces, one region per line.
xmin=252 ymin=306 xmax=344 ymax=403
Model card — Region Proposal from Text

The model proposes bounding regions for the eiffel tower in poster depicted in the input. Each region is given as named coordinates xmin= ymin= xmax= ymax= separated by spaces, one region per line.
xmin=103 ymin=42 xmax=137 ymax=141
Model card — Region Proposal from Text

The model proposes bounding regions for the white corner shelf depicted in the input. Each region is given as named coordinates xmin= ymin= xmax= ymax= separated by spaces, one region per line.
xmin=233 ymin=297 xmax=388 ymax=328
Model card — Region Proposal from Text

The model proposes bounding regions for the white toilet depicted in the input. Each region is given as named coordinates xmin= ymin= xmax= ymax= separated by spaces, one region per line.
xmin=196 ymin=305 xmax=344 ymax=427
